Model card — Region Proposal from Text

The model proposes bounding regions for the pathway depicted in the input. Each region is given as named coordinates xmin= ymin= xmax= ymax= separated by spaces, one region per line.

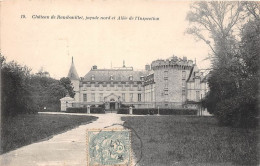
xmin=0 ymin=112 xmax=134 ymax=166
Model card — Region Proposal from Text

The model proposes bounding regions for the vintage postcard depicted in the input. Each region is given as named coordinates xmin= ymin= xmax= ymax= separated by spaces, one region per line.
xmin=0 ymin=0 xmax=259 ymax=166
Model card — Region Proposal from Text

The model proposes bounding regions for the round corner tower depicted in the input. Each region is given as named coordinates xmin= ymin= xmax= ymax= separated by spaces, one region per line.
xmin=151 ymin=56 xmax=194 ymax=106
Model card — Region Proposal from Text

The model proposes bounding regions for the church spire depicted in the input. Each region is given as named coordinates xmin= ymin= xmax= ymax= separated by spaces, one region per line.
xmin=67 ymin=57 xmax=79 ymax=80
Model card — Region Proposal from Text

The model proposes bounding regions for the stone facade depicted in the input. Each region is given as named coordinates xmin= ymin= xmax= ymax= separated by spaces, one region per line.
xmin=62 ymin=56 xmax=209 ymax=110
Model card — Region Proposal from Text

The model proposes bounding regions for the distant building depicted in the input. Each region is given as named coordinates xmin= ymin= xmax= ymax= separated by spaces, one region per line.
xmin=64 ymin=56 xmax=208 ymax=110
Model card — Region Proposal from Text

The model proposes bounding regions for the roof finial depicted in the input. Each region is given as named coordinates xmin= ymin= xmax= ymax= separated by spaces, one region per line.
xmin=72 ymin=56 xmax=74 ymax=63
xmin=123 ymin=60 xmax=125 ymax=67
xmin=195 ymin=58 xmax=196 ymax=64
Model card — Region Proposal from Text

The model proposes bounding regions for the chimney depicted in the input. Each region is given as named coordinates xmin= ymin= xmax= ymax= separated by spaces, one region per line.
xmin=183 ymin=56 xmax=187 ymax=61
xmin=145 ymin=64 xmax=150 ymax=71
xmin=92 ymin=65 xmax=97 ymax=70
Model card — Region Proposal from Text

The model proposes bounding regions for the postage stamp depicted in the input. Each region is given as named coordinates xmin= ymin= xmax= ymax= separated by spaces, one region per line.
xmin=86 ymin=128 xmax=132 ymax=166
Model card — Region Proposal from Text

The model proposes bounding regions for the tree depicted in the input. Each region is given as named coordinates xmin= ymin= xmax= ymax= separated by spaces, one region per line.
xmin=187 ymin=2 xmax=259 ymax=127
xmin=59 ymin=77 xmax=75 ymax=98
xmin=1 ymin=54 xmax=71 ymax=115
xmin=186 ymin=2 xmax=245 ymax=67
xmin=1 ymin=58 xmax=37 ymax=116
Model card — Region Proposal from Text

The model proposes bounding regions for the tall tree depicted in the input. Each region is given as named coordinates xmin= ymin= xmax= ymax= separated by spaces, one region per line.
xmin=187 ymin=2 xmax=260 ymax=127
xmin=186 ymin=1 xmax=245 ymax=66
xmin=59 ymin=77 xmax=75 ymax=98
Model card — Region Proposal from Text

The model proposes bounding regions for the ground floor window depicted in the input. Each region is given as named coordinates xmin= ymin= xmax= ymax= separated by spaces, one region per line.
xmin=130 ymin=93 xmax=133 ymax=102
xmin=99 ymin=93 xmax=103 ymax=102
xmin=91 ymin=93 xmax=95 ymax=102
xmin=83 ymin=94 xmax=87 ymax=102
xmin=122 ymin=93 xmax=125 ymax=101
xmin=196 ymin=91 xmax=200 ymax=101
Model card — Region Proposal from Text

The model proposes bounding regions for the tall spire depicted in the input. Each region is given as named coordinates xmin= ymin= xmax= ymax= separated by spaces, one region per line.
xmin=72 ymin=56 xmax=74 ymax=63
xmin=67 ymin=57 xmax=79 ymax=80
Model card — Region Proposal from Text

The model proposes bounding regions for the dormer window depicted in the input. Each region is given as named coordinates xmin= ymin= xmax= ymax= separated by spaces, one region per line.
xmin=129 ymin=75 xmax=133 ymax=81
xmin=91 ymin=75 xmax=95 ymax=81
xmin=110 ymin=75 xmax=114 ymax=81
xmin=140 ymin=76 xmax=144 ymax=81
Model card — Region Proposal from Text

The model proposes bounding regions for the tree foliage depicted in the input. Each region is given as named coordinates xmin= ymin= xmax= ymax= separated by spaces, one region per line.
xmin=187 ymin=2 xmax=259 ymax=127
xmin=1 ymin=55 xmax=73 ymax=116
xmin=59 ymin=77 xmax=75 ymax=98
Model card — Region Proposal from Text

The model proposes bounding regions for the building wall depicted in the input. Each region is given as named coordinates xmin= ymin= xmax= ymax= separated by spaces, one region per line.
xmin=153 ymin=67 xmax=191 ymax=104
xmin=79 ymin=82 xmax=144 ymax=103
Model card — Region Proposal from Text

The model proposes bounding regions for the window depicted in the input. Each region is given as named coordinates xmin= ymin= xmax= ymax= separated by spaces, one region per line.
xmin=182 ymin=90 xmax=186 ymax=95
xmin=99 ymin=93 xmax=103 ymax=102
xmin=130 ymin=93 xmax=133 ymax=102
xmin=164 ymin=90 xmax=168 ymax=95
xmin=83 ymin=94 xmax=87 ymax=102
xmin=130 ymin=84 xmax=133 ymax=91
xmin=138 ymin=94 xmax=141 ymax=102
xmin=91 ymin=75 xmax=95 ymax=81
xmin=165 ymin=79 xmax=168 ymax=88
xmin=99 ymin=84 xmax=103 ymax=90
xmin=182 ymin=80 xmax=186 ymax=88
xmin=182 ymin=71 xmax=186 ymax=79
xmin=83 ymin=84 xmax=87 ymax=90
xmin=91 ymin=93 xmax=95 ymax=102
xmin=138 ymin=84 xmax=141 ymax=90
xmin=164 ymin=71 xmax=168 ymax=77
xmin=110 ymin=75 xmax=113 ymax=81
xmin=140 ymin=76 xmax=144 ymax=81
xmin=196 ymin=91 xmax=200 ymax=101
xmin=122 ymin=93 xmax=125 ymax=102
xmin=195 ymin=79 xmax=200 ymax=89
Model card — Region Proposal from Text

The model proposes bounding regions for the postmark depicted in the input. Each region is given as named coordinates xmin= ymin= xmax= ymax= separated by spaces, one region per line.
xmin=86 ymin=128 xmax=132 ymax=166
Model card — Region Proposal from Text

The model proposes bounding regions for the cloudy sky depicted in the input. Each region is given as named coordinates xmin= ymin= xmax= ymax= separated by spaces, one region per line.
xmin=1 ymin=0 xmax=211 ymax=78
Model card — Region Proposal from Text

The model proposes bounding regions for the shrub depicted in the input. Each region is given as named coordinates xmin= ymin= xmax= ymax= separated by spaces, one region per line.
xmin=117 ymin=108 xmax=197 ymax=115
xmin=91 ymin=107 xmax=105 ymax=114
xmin=66 ymin=107 xmax=105 ymax=114
xmin=117 ymin=108 xmax=129 ymax=114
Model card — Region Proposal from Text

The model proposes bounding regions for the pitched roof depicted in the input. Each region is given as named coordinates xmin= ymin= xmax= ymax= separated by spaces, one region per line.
xmin=67 ymin=57 xmax=79 ymax=80
xmin=83 ymin=68 xmax=149 ymax=82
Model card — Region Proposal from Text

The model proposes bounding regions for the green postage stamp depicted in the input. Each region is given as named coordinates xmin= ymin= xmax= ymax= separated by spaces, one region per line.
xmin=86 ymin=129 xmax=132 ymax=166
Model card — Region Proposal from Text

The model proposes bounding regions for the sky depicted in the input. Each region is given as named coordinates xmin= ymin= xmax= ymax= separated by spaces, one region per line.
xmin=1 ymin=0 xmax=211 ymax=79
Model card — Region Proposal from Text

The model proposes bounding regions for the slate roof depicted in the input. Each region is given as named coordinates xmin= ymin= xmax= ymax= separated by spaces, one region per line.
xmin=67 ymin=58 xmax=80 ymax=80
xmin=83 ymin=69 xmax=149 ymax=82
xmin=60 ymin=95 xmax=74 ymax=101
xmin=187 ymin=64 xmax=198 ymax=82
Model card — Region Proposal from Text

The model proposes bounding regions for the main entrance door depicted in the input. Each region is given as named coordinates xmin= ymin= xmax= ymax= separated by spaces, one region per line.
xmin=110 ymin=102 xmax=115 ymax=109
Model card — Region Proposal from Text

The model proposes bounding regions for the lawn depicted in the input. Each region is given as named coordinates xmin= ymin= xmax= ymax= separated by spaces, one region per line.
xmin=122 ymin=116 xmax=259 ymax=166
xmin=1 ymin=113 xmax=97 ymax=154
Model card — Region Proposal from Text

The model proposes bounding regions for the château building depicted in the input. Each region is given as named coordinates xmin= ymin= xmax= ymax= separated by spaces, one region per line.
xmin=61 ymin=56 xmax=208 ymax=111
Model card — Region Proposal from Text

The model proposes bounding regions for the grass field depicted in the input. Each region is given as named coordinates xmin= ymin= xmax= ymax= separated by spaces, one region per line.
xmin=122 ymin=116 xmax=259 ymax=166
xmin=1 ymin=113 xmax=97 ymax=154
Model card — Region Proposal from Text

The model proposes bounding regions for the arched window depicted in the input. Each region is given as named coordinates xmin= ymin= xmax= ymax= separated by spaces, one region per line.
xmin=110 ymin=75 xmax=113 ymax=81
xmin=91 ymin=75 xmax=95 ymax=81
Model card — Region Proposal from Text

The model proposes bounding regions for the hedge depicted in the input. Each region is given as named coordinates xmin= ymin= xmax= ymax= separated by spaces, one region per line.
xmin=66 ymin=107 xmax=105 ymax=114
xmin=117 ymin=108 xmax=129 ymax=114
xmin=117 ymin=108 xmax=197 ymax=115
